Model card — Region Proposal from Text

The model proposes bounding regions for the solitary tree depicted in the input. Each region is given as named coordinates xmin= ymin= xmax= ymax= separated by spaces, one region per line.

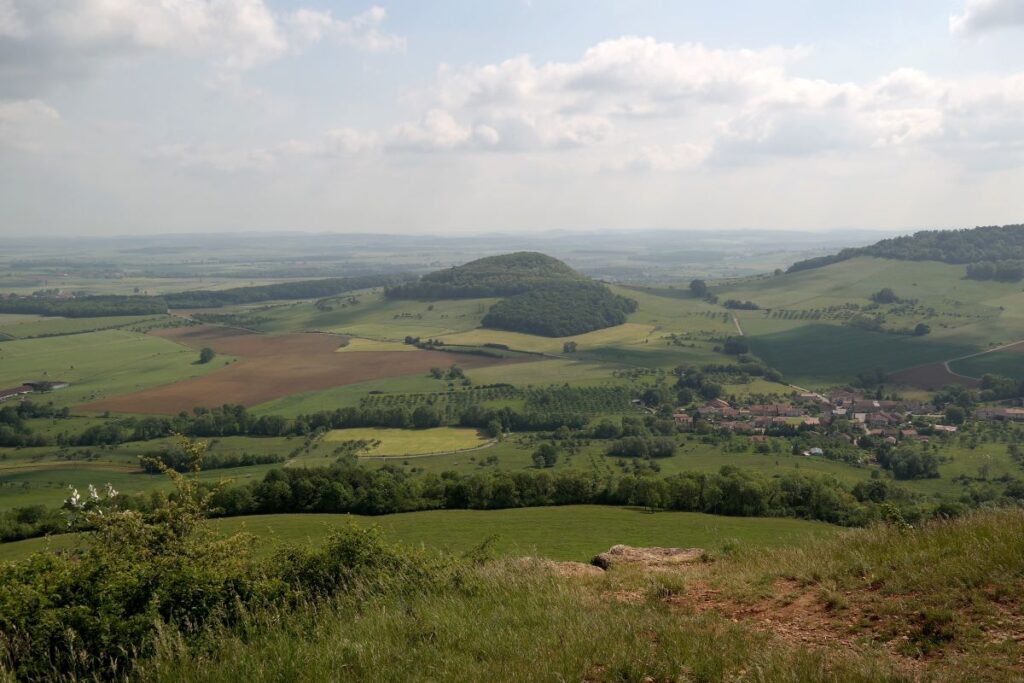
xmin=532 ymin=443 xmax=559 ymax=468
xmin=198 ymin=347 xmax=215 ymax=364
xmin=689 ymin=279 xmax=708 ymax=297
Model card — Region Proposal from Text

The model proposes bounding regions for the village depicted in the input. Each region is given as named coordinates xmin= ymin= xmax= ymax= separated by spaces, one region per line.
xmin=668 ymin=388 xmax=1007 ymax=454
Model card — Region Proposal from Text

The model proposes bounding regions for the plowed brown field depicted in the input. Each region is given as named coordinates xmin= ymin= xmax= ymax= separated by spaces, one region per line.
xmin=80 ymin=325 xmax=514 ymax=414
xmin=888 ymin=362 xmax=979 ymax=390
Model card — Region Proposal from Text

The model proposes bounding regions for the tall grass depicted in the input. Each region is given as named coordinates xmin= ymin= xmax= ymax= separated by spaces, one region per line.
xmin=138 ymin=563 xmax=907 ymax=683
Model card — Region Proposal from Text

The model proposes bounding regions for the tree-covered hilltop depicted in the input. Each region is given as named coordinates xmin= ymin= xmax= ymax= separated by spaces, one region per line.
xmin=481 ymin=280 xmax=638 ymax=337
xmin=386 ymin=252 xmax=639 ymax=337
xmin=788 ymin=224 xmax=1024 ymax=281
xmin=385 ymin=252 xmax=581 ymax=299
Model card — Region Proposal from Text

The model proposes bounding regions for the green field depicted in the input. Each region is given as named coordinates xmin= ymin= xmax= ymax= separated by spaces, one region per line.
xmin=238 ymin=291 xmax=501 ymax=339
xmin=0 ymin=505 xmax=837 ymax=563
xmin=0 ymin=315 xmax=169 ymax=339
xmin=949 ymin=349 xmax=1024 ymax=380
xmin=745 ymin=324 xmax=975 ymax=385
xmin=321 ymin=427 xmax=489 ymax=457
xmin=0 ymin=329 xmax=234 ymax=407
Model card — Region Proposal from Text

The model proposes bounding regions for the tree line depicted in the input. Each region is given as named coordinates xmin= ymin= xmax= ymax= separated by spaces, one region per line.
xmin=788 ymin=224 xmax=1024 ymax=274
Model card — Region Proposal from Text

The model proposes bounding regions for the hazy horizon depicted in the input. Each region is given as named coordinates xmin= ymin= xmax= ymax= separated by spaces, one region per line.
xmin=2 ymin=0 xmax=1024 ymax=236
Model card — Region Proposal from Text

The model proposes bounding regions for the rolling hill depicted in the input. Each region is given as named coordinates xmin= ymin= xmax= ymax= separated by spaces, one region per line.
xmin=387 ymin=252 xmax=638 ymax=337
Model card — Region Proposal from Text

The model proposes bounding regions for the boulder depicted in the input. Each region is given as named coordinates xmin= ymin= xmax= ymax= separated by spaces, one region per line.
xmin=591 ymin=545 xmax=705 ymax=570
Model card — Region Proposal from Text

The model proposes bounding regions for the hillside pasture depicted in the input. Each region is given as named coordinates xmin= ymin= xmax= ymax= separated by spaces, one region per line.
xmin=745 ymin=324 xmax=976 ymax=385
xmin=79 ymin=326 xmax=516 ymax=414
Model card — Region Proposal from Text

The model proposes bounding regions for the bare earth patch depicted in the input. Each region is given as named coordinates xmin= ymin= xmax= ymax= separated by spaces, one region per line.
xmin=80 ymin=325 xmax=520 ymax=414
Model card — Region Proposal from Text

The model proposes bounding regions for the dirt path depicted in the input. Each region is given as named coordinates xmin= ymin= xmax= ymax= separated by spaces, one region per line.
xmin=890 ymin=337 xmax=1024 ymax=389
xmin=731 ymin=314 xmax=744 ymax=336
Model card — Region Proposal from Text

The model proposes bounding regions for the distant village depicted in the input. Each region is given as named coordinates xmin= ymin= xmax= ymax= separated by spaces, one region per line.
xmin=665 ymin=388 xmax=1023 ymax=453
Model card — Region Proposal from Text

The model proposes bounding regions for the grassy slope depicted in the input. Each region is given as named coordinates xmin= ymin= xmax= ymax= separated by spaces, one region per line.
xmin=136 ymin=509 xmax=1023 ymax=682
xmin=714 ymin=257 xmax=1024 ymax=383
xmin=0 ymin=505 xmax=834 ymax=564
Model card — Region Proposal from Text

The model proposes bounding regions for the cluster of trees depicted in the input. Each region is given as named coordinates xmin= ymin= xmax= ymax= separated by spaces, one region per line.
xmin=723 ymin=300 xmax=760 ymax=310
xmin=0 ymin=294 xmax=167 ymax=318
xmin=606 ymin=436 xmax=677 ymax=458
xmin=788 ymin=224 xmax=1024 ymax=273
xmin=0 ymin=402 xmax=69 ymax=447
xmin=965 ymin=261 xmax=1024 ymax=283
xmin=385 ymin=252 xmax=581 ymax=300
xmin=162 ymin=274 xmax=408 ymax=308
xmin=481 ymin=280 xmax=638 ymax=337
xmin=870 ymin=288 xmax=900 ymax=304
xmin=876 ymin=445 xmax=940 ymax=480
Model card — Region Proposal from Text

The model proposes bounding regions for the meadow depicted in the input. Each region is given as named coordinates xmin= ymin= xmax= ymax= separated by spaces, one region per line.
xmin=0 ymin=505 xmax=835 ymax=564
xmin=0 ymin=329 xmax=231 ymax=407
xmin=320 ymin=427 xmax=490 ymax=457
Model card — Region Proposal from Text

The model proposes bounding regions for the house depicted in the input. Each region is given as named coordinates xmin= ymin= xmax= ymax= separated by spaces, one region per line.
xmin=802 ymin=447 xmax=824 ymax=457
xmin=977 ymin=408 xmax=1024 ymax=422
xmin=802 ymin=417 xmax=821 ymax=427
xmin=673 ymin=413 xmax=694 ymax=428
xmin=933 ymin=424 xmax=958 ymax=433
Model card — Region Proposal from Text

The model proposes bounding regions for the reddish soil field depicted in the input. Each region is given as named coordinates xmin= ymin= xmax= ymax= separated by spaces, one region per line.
xmin=81 ymin=325 xmax=516 ymax=415
xmin=888 ymin=362 xmax=979 ymax=390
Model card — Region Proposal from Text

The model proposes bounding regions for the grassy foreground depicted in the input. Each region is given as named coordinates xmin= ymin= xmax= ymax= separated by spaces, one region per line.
xmin=135 ymin=509 xmax=1024 ymax=682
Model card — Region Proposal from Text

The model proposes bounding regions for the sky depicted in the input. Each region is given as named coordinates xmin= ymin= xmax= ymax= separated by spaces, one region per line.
xmin=1 ymin=0 xmax=1024 ymax=236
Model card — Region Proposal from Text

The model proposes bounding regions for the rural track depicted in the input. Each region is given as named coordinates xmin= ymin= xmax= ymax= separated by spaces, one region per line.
xmin=731 ymin=314 xmax=744 ymax=336
xmin=939 ymin=338 xmax=1024 ymax=378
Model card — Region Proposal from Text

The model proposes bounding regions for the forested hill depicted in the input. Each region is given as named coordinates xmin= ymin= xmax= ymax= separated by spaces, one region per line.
xmin=385 ymin=252 xmax=581 ymax=299
xmin=788 ymin=224 xmax=1024 ymax=282
xmin=387 ymin=252 xmax=639 ymax=337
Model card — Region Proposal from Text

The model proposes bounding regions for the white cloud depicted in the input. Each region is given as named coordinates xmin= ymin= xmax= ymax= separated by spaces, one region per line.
xmin=0 ymin=2 xmax=404 ymax=95
xmin=0 ymin=98 xmax=60 ymax=151
xmin=0 ymin=0 xmax=26 ymax=38
xmin=289 ymin=6 xmax=405 ymax=53
xmin=951 ymin=0 xmax=1024 ymax=34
